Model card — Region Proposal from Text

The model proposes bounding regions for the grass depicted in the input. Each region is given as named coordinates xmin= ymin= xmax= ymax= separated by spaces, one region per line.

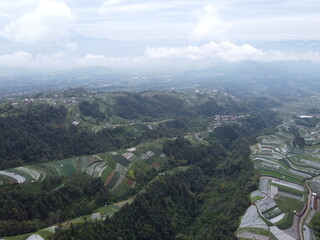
xmin=274 ymin=196 xmax=305 ymax=229
xmin=259 ymin=170 xmax=303 ymax=184
xmin=95 ymin=205 xmax=119 ymax=217
xmin=274 ymin=213 xmax=293 ymax=229
xmin=250 ymin=195 xmax=264 ymax=202
xmin=128 ymin=169 xmax=135 ymax=179
xmin=237 ymin=227 xmax=270 ymax=237
xmin=55 ymin=159 xmax=77 ymax=177
xmin=271 ymin=183 xmax=305 ymax=197
xmin=5 ymin=233 xmax=31 ymax=240
xmin=37 ymin=230 xmax=53 ymax=239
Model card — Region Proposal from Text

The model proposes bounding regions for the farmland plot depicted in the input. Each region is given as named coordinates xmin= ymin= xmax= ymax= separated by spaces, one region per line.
xmin=104 ymin=170 xmax=116 ymax=186
xmin=115 ymin=163 xmax=128 ymax=175
xmin=110 ymin=174 xmax=126 ymax=192
xmin=270 ymin=213 xmax=286 ymax=224
xmin=16 ymin=167 xmax=41 ymax=182
xmin=95 ymin=163 xmax=108 ymax=178
xmin=113 ymin=155 xmax=130 ymax=167
xmin=239 ymin=205 xmax=268 ymax=230
xmin=257 ymin=197 xmax=277 ymax=213
xmin=85 ymin=161 xmax=107 ymax=177
xmin=0 ymin=170 xmax=25 ymax=183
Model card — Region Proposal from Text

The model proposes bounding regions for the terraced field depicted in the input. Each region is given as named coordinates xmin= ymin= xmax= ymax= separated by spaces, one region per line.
xmin=0 ymin=139 xmax=169 ymax=239
xmin=0 ymin=140 xmax=167 ymax=197
xmin=238 ymin=94 xmax=320 ymax=239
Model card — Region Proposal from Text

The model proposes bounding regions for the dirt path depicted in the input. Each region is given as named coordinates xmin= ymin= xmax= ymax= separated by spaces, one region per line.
xmin=299 ymin=184 xmax=312 ymax=240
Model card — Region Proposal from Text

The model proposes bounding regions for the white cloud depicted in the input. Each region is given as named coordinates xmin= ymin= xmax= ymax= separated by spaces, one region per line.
xmin=192 ymin=3 xmax=229 ymax=40
xmin=145 ymin=41 xmax=320 ymax=62
xmin=0 ymin=52 xmax=33 ymax=66
xmin=1 ymin=42 xmax=319 ymax=70
xmin=1 ymin=1 xmax=73 ymax=44
xmin=35 ymin=52 xmax=66 ymax=66
xmin=101 ymin=0 xmax=121 ymax=7
xmin=79 ymin=54 xmax=143 ymax=67
xmin=0 ymin=51 xmax=67 ymax=67
xmin=99 ymin=1 xmax=200 ymax=14
xmin=64 ymin=42 xmax=78 ymax=51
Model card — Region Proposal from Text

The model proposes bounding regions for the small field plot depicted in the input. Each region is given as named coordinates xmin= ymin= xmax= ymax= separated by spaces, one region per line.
xmin=130 ymin=159 xmax=150 ymax=173
xmin=104 ymin=170 xmax=116 ymax=187
xmin=264 ymin=207 xmax=283 ymax=221
xmin=25 ymin=165 xmax=47 ymax=182
xmin=112 ymin=178 xmax=131 ymax=198
xmin=101 ymin=166 xmax=114 ymax=182
xmin=309 ymin=178 xmax=320 ymax=194
xmin=6 ymin=168 xmax=33 ymax=183
xmin=16 ymin=167 xmax=42 ymax=182
xmin=250 ymin=190 xmax=264 ymax=202
xmin=115 ymin=163 xmax=128 ymax=175
xmin=86 ymin=161 xmax=108 ymax=177
xmin=79 ymin=157 xmax=98 ymax=172
xmin=113 ymin=155 xmax=130 ymax=167
xmin=259 ymin=169 xmax=304 ymax=184
xmin=110 ymin=173 xmax=125 ymax=192
xmin=55 ymin=159 xmax=77 ymax=177
xmin=44 ymin=162 xmax=64 ymax=177
xmin=97 ymin=152 xmax=117 ymax=168
xmin=257 ymin=196 xmax=277 ymax=214
xmin=0 ymin=170 xmax=26 ymax=184
xmin=239 ymin=205 xmax=269 ymax=230
xmin=38 ymin=163 xmax=61 ymax=178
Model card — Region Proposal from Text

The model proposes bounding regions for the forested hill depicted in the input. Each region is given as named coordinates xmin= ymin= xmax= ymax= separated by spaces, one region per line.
xmin=0 ymin=88 xmax=282 ymax=239
xmin=49 ymin=119 xmax=262 ymax=240
xmin=0 ymin=90 xmax=262 ymax=169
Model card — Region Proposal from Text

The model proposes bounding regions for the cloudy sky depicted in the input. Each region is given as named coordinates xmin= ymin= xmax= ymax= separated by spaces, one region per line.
xmin=0 ymin=0 xmax=319 ymax=70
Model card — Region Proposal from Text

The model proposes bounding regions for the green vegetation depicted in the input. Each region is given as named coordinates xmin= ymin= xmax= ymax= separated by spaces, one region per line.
xmin=101 ymin=166 xmax=114 ymax=182
xmin=250 ymin=195 xmax=264 ymax=202
xmin=0 ymin=90 xmax=255 ymax=170
xmin=310 ymin=212 xmax=320 ymax=238
xmin=0 ymin=89 xmax=280 ymax=239
xmin=271 ymin=183 xmax=305 ymax=197
xmin=237 ymin=227 xmax=270 ymax=237
xmin=259 ymin=170 xmax=303 ymax=184
xmin=274 ymin=196 xmax=304 ymax=229
xmin=49 ymin=114 xmax=264 ymax=240
xmin=0 ymin=175 xmax=110 ymax=237
xmin=295 ymin=117 xmax=320 ymax=128
xmin=128 ymin=169 xmax=135 ymax=179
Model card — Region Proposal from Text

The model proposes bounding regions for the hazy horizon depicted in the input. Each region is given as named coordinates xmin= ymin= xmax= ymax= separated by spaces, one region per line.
xmin=0 ymin=0 xmax=319 ymax=72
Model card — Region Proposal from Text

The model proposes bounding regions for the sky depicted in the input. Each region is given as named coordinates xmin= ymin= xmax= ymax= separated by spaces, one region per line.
xmin=0 ymin=0 xmax=319 ymax=71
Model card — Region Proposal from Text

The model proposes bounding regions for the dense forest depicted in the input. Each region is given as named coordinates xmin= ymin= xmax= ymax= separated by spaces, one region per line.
xmin=0 ymin=104 xmax=140 ymax=169
xmin=49 ymin=119 xmax=264 ymax=240
xmin=0 ymin=91 xmax=249 ymax=169
xmin=0 ymin=90 xmax=280 ymax=238
xmin=0 ymin=175 xmax=110 ymax=236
